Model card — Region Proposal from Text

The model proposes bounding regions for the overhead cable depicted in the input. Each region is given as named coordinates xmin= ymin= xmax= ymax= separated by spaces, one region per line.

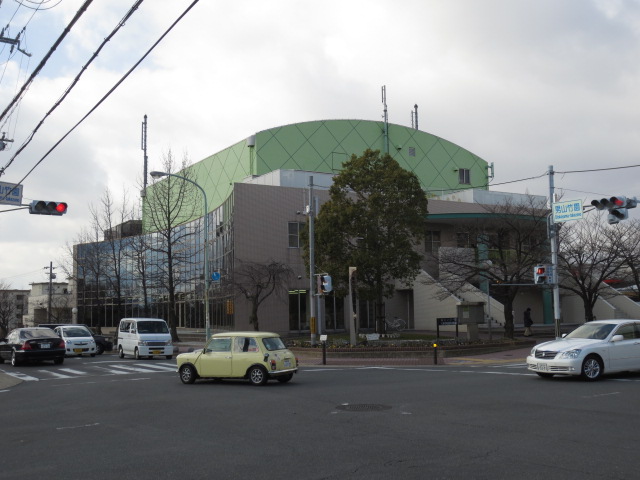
xmin=1 ymin=0 xmax=201 ymax=201
xmin=0 ymin=0 xmax=144 ymax=176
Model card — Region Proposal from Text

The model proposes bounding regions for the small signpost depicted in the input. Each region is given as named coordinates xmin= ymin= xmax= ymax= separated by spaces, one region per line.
xmin=552 ymin=199 xmax=583 ymax=223
xmin=0 ymin=181 xmax=23 ymax=206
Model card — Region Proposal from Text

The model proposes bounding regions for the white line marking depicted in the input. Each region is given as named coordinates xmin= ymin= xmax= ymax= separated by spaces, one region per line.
xmin=38 ymin=370 xmax=72 ymax=379
xmin=59 ymin=368 xmax=88 ymax=375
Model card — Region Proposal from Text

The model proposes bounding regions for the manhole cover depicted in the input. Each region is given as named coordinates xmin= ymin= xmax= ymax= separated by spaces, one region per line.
xmin=335 ymin=404 xmax=391 ymax=412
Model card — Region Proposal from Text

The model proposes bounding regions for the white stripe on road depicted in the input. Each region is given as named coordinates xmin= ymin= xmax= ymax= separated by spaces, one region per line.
xmin=38 ymin=370 xmax=73 ymax=379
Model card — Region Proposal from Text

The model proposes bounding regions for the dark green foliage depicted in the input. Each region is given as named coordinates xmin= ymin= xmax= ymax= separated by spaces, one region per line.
xmin=304 ymin=149 xmax=428 ymax=331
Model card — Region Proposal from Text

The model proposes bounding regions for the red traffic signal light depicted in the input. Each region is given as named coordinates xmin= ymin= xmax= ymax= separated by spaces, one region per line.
xmin=29 ymin=200 xmax=68 ymax=216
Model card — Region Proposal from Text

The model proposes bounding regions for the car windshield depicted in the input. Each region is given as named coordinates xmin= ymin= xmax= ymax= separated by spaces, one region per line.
xmin=262 ymin=337 xmax=286 ymax=351
xmin=19 ymin=329 xmax=57 ymax=340
xmin=63 ymin=327 xmax=92 ymax=337
xmin=137 ymin=321 xmax=169 ymax=334
xmin=565 ymin=323 xmax=616 ymax=340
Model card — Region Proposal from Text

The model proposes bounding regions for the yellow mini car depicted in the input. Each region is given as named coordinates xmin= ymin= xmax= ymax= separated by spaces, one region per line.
xmin=176 ymin=332 xmax=298 ymax=386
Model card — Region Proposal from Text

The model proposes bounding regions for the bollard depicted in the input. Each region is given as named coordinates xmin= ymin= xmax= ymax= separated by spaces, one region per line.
xmin=322 ymin=340 xmax=327 ymax=365
xmin=433 ymin=343 xmax=438 ymax=365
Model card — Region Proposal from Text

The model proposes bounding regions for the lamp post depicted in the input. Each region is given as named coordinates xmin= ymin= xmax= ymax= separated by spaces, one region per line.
xmin=149 ymin=171 xmax=211 ymax=341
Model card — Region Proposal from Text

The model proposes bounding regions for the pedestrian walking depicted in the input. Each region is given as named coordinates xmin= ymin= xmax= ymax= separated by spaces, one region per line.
xmin=523 ymin=307 xmax=533 ymax=336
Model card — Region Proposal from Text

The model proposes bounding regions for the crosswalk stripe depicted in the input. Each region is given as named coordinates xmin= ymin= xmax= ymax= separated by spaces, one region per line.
xmin=107 ymin=364 xmax=161 ymax=373
xmin=2 ymin=371 xmax=39 ymax=381
xmin=59 ymin=368 xmax=88 ymax=375
xmin=38 ymin=370 xmax=72 ymax=379
xmin=132 ymin=363 xmax=176 ymax=372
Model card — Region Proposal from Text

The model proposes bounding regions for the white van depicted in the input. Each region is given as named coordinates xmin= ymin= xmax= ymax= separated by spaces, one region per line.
xmin=117 ymin=318 xmax=173 ymax=360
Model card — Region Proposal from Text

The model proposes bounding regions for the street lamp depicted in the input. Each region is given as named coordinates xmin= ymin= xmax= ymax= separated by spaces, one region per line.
xmin=149 ymin=171 xmax=211 ymax=341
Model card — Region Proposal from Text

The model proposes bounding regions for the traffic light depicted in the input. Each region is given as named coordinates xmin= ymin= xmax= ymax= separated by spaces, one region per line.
xmin=534 ymin=265 xmax=548 ymax=285
xmin=318 ymin=274 xmax=332 ymax=294
xmin=28 ymin=200 xmax=68 ymax=216
xmin=590 ymin=196 xmax=637 ymax=224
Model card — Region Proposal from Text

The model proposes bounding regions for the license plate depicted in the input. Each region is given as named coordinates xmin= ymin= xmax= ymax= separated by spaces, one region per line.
xmin=284 ymin=359 xmax=291 ymax=368
xmin=41 ymin=343 xmax=50 ymax=349
xmin=537 ymin=363 xmax=548 ymax=371
xmin=151 ymin=350 xmax=162 ymax=354
xmin=74 ymin=348 xmax=83 ymax=353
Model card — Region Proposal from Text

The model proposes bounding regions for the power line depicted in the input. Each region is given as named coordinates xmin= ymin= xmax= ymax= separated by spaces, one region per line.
xmin=1 ymin=0 xmax=201 ymax=198
xmin=0 ymin=0 xmax=145 ymax=176
xmin=0 ymin=0 xmax=94 ymax=125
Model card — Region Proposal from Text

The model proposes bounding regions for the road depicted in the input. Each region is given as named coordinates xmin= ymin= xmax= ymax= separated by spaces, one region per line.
xmin=2 ymin=355 xmax=640 ymax=479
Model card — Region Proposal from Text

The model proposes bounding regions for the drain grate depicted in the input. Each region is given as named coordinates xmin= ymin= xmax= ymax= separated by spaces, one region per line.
xmin=336 ymin=403 xmax=391 ymax=412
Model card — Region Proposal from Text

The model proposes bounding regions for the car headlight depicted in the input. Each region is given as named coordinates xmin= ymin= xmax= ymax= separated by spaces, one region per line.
xmin=559 ymin=349 xmax=582 ymax=359
xmin=166 ymin=339 xmax=172 ymax=346
xmin=138 ymin=340 xmax=148 ymax=346
xmin=530 ymin=347 xmax=537 ymax=356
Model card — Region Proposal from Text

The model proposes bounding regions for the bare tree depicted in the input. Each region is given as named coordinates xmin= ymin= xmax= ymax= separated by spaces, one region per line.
xmin=145 ymin=151 xmax=202 ymax=342
xmin=557 ymin=214 xmax=628 ymax=321
xmin=0 ymin=280 xmax=16 ymax=337
xmin=232 ymin=259 xmax=293 ymax=331
xmin=613 ymin=219 xmax=640 ymax=301
xmin=436 ymin=195 xmax=549 ymax=338
xmin=89 ymin=188 xmax=133 ymax=322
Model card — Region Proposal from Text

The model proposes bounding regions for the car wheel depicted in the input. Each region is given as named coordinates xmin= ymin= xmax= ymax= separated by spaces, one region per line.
xmin=54 ymin=357 xmax=64 ymax=365
xmin=165 ymin=355 xmax=172 ymax=360
xmin=11 ymin=350 xmax=20 ymax=367
xmin=276 ymin=373 xmax=294 ymax=383
xmin=179 ymin=365 xmax=197 ymax=384
xmin=248 ymin=366 xmax=268 ymax=386
xmin=0 ymin=355 xmax=4 ymax=364
xmin=536 ymin=372 xmax=554 ymax=379
xmin=134 ymin=348 xmax=141 ymax=360
xmin=581 ymin=355 xmax=603 ymax=381
xmin=118 ymin=346 xmax=125 ymax=359
xmin=96 ymin=343 xmax=104 ymax=355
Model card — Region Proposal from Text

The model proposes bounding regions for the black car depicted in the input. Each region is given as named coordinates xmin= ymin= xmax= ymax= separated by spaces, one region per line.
xmin=38 ymin=323 xmax=113 ymax=355
xmin=0 ymin=328 xmax=66 ymax=366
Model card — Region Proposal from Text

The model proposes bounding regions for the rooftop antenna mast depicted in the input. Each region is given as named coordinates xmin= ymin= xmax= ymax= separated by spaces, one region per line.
xmin=413 ymin=104 xmax=419 ymax=130
xmin=141 ymin=114 xmax=148 ymax=198
xmin=381 ymin=85 xmax=389 ymax=154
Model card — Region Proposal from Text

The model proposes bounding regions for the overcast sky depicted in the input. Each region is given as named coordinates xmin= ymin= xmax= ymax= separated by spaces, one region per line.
xmin=1 ymin=0 xmax=639 ymax=290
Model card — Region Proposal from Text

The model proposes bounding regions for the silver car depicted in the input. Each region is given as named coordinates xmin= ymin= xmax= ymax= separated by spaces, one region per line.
xmin=527 ymin=320 xmax=640 ymax=381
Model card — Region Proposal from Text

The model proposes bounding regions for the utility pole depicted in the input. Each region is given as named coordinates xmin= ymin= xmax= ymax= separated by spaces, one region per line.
xmin=382 ymin=86 xmax=389 ymax=154
xmin=308 ymin=176 xmax=317 ymax=346
xmin=44 ymin=262 xmax=56 ymax=322
xmin=548 ymin=165 xmax=562 ymax=338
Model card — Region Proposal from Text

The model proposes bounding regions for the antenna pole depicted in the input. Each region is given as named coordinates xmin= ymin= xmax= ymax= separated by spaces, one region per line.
xmin=141 ymin=115 xmax=148 ymax=196
xmin=382 ymin=86 xmax=389 ymax=154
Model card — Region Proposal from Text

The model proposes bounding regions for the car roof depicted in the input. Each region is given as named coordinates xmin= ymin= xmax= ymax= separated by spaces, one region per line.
xmin=587 ymin=319 xmax=640 ymax=325
xmin=211 ymin=331 xmax=281 ymax=338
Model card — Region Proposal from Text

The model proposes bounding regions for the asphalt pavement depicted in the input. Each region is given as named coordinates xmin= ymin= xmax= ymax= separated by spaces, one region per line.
xmin=0 ymin=337 xmax=538 ymax=390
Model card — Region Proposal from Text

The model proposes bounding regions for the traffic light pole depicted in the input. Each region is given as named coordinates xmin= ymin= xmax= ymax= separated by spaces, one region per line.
xmin=548 ymin=165 xmax=562 ymax=339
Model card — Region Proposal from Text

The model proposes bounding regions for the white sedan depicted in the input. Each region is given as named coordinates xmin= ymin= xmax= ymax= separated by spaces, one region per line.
xmin=527 ymin=319 xmax=640 ymax=381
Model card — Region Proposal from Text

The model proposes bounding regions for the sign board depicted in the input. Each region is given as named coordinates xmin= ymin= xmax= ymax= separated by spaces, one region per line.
xmin=553 ymin=199 xmax=583 ymax=223
xmin=211 ymin=272 xmax=221 ymax=281
xmin=437 ymin=318 xmax=457 ymax=326
xmin=0 ymin=181 xmax=23 ymax=206
xmin=320 ymin=335 xmax=328 ymax=342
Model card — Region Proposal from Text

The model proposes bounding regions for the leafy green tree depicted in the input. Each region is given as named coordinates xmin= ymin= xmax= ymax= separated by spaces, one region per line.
xmin=305 ymin=149 xmax=428 ymax=333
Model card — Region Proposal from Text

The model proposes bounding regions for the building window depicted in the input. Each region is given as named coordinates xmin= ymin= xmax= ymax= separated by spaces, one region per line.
xmin=458 ymin=168 xmax=470 ymax=184
xmin=288 ymin=222 xmax=304 ymax=248
xmin=425 ymin=230 xmax=441 ymax=254
xmin=408 ymin=147 xmax=416 ymax=157
xmin=457 ymin=232 xmax=474 ymax=248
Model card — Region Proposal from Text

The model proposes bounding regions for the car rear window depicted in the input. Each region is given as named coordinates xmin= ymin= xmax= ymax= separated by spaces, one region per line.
xmin=63 ymin=327 xmax=92 ymax=337
xmin=20 ymin=329 xmax=58 ymax=340
xmin=262 ymin=337 xmax=286 ymax=351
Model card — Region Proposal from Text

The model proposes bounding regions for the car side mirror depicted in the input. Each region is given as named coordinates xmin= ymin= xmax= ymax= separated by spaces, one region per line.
xmin=611 ymin=334 xmax=624 ymax=342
